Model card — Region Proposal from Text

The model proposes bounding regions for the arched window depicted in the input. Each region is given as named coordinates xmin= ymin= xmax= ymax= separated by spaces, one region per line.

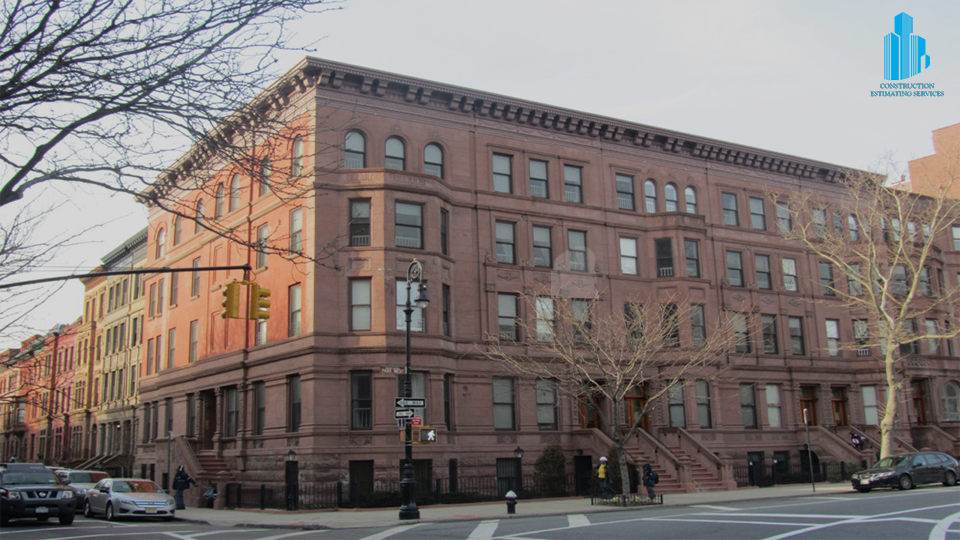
xmin=156 ymin=229 xmax=166 ymax=259
xmin=685 ymin=186 xmax=698 ymax=214
xmin=424 ymin=143 xmax=443 ymax=178
xmin=385 ymin=137 xmax=405 ymax=170
xmin=665 ymin=183 xmax=678 ymax=212
xmin=173 ymin=216 xmax=182 ymax=246
xmin=215 ymin=185 xmax=224 ymax=218
xmin=942 ymin=381 xmax=960 ymax=421
xmin=195 ymin=200 xmax=205 ymax=233
xmin=229 ymin=174 xmax=241 ymax=212
xmin=644 ymin=180 xmax=657 ymax=213
xmin=344 ymin=131 xmax=365 ymax=169
xmin=259 ymin=158 xmax=271 ymax=197
xmin=291 ymin=135 xmax=304 ymax=176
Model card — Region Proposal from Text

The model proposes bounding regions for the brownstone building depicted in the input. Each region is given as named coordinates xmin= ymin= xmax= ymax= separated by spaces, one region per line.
xmin=135 ymin=58 xmax=960 ymax=498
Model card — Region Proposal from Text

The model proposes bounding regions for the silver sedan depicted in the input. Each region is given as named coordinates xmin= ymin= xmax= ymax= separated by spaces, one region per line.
xmin=83 ymin=478 xmax=176 ymax=521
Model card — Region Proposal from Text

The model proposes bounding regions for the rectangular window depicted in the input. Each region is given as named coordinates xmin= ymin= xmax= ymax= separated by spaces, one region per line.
xmin=668 ymin=385 xmax=686 ymax=428
xmin=848 ymin=215 xmax=859 ymax=241
xmin=493 ymin=154 xmax=512 ymax=194
xmin=734 ymin=313 xmax=751 ymax=353
xmin=440 ymin=209 xmax=449 ymax=255
xmin=755 ymin=254 xmax=771 ymax=289
xmin=536 ymin=297 xmax=554 ymax=342
xmin=497 ymin=293 xmax=519 ymax=341
xmin=254 ymin=382 xmax=265 ymax=436
xmin=443 ymin=374 xmax=453 ymax=430
xmin=684 ymin=239 xmax=700 ymax=278
xmin=854 ymin=319 xmax=870 ymax=355
xmin=396 ymin=280 xmax=425 ymax=332
xmin=696 ymin=381 xmax=712 ymax=428
xmin=149 ymin=283 xmax=157 ymax=317
xmin=287 ymin=374 xmax=301 ymax=432
xmin=157 ymin=279 xmax=164 ymax=314
xmin=442 ymin=284 xmax=451 ymax=337
xmin=496 ymin=221 xmax=516 ymax=264
xmin=789 ymin=316 xmax=805 ymax=355
xmin=862 ymin=385 xmax=879 ymax=425
xmin=191 ymin=258 xmax=201 ymax=297
xmin=900 ymin=319 xmax=919 ymax=354
xmin=256 ymin=223 xmax=268 ymax=269
xmin=766 ymin=385 xmax=782 ymax=428
xmin=170 ymin=273 xmax=179 ymax=306
xmin=926 ymin=319 xmax=940 ymax=354
xmin=290 ymin=207 xmax=303 ymax=253
xmin=722 ymin=192 xmax=739 ymax=226
xmin=288 ymin=284 xmax=302 ymax=337
xmin=146 ymin=338 xmax=154 ymax=375
xmin=690 ymin=304 xmax=706 ymax=347
xmin=662 ymin=303 xmax=680 ymax=347
xmin=166 ymin=328 xmax=176 ymax=369
xmin=532 ymin=226 xmax=552 ymax=268
xmin=154 ymin=335 xmax=162 ymax=374
xmin=891 ymin=265 xmax=909 ymax=295
xmin=529 ymin=159 xmax=548 ymax=198
xmin=536 ymin=379 xmax=558 ymax=430
xmin=726 ymin=251 xmax=744 ymax=287
xmin=568 ymin=230 xmax=587 ymax=271
xmin=655 ymin=238 xmax=673 ymax=277
xmin=350 ymin=279 xmax=372 ymax=331
xmin=953 ymin=226 xmax=960 ymax=250
xmin=813 ymin=208 xmax=827 ymax=237
xmin=749 ymin=197 xmax=766 ymax=230
xmin=189 ymin=320 xmax=198 ymax=362
xmin=740 ymin=383 xmax=757 ymax=429
xmin=919 ymin=267 xmax=933 ymax=296
xmin=826 ymin=319 xmax=841 ymax=356
xmin=615 ymin=173 xmax=635 ymax=210
xmin=165 ymin=397 xmax=174 ymax=435
xmin=782 ymin=258 xmax=798 ymax=292
xmin=395 ymin=202 xmax=423 ymax=249
xmin=224 ymin=387 xmax=238 ymax=437
xmin=848 ymin=264 xmax=864 ymax=296
xmin=493 ymin=377 xmax=515 ymax=430
xmin=142 ymin=405 xmax=151 ymax=443
xmin=819 ymin=262 xmax=835 ymax=295
xmin=777 ymin=202 xmax=792 ymax=233
xmin=351 ymin=371 xmax=372 ymax=430
xmin=186 ymin=394 xmax=196 ymax=437
xmin=573 ymin=299 xmax=592 ymax=343
xmin=564 ymin=165 xmax=582 ymax=203
xmin=350 ymin=199 xmax=371 ymax=247
xmin=619 ymin=237 xmax=638 ymax=275
xmin=761 ymin=315 xmax=778 ymax=354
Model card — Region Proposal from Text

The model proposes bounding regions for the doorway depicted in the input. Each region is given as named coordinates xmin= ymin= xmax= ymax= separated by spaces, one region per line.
xmin=200 ymin=390 xmax=217 ymax=450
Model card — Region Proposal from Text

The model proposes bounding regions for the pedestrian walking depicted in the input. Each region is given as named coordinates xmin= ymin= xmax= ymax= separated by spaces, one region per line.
xmin=850 ymin=433 xmax=864 ymax=452
xmin=172 ymin=465 xmax=196 ymax=510
xmin=642 ymin=463 xmax=659 ymax=501
xmin=597 ymin=456 xmax=616 ymax=499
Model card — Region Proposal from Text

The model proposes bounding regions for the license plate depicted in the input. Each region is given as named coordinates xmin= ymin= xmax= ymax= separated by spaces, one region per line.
xmin=145 ymin=508 xmax=158 ymax=514
xmin=36 ymin=507 xmax=49 ymax=514
xmin=861 ymin=479 xmax=870 ymax=485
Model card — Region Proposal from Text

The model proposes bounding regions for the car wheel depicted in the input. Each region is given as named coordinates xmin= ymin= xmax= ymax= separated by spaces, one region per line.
xmin=944 ymin=470 xmax=958 ymax=487
xmin=856 ymin=487 xmax=872 ymax=493
xmin=105 ymin=503 xmax=115 ymax=521
xmin=58 ymin=512 xmax=74 ymax=526
xmin=84 ymin=501 xmax=94 ymax=518
xmin=898 ymin=474 xmax=914 ymax=490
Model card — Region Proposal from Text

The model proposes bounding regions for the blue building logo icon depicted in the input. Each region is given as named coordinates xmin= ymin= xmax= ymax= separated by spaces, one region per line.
xmin=884 ymin=13 xmax=930 ymax=80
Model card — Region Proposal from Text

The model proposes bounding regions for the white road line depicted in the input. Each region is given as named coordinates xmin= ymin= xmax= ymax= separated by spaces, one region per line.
xmin=260 ymin=530 xmax=328 ymax=540
xmin=647 ymin=517 xmax=810 ymax=527
xmin=929 ymin=510 xmax=960 ymax=540
xmin=567 ymin=514 xmax=590 ymax=528
xmin=761 ymin=502 xmax=960 ymax=540
xmin=359 ymin=523 xmax=423 ymax=540
xmin=43 ymin=532 xmax=196 ymax=540
xmin=191 ymin=531 xmax=269 ymax=537
xmin=467 ymin=519 xmax=500 ymax=539
xmin=691 ymin=505 xmax=740 ymax=511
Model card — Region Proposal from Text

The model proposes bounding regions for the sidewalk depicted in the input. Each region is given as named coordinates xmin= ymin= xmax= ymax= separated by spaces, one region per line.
xmin=174 ymin=482 xmax=854 ymax=530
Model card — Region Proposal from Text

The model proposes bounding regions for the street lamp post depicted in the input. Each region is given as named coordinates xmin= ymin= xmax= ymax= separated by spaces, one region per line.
xmin=399 ymin=259 xmax=429 ymax=520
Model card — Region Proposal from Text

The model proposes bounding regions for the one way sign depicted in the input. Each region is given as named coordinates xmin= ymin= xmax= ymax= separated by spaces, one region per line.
xmin=394 ymin=409 xmax=415 ymax=419
xmin=395 ymin=397 xmax=426 ymax=408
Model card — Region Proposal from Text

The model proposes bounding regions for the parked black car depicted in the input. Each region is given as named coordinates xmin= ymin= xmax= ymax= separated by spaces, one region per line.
xmin=851 ymin=451 xmax=960 ymax=492
xmin=0 ymin=463 xmax=76 ymax=525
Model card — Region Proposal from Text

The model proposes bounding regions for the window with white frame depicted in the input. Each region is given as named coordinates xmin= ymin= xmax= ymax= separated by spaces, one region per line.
xmin=256 ymin=224 xmax=268 ymax=269
xmin=493 ymin=377 xmax=515 ymax=430
xmin=536 ymin=379 xmax=558 ymax=430
xmin=350 ymin=279 xmax=371 ymax=331
xmin=568 ymin=230 xmax=587 ymax=271
xmin=498 ymin=293 xmax=519 ymax=341
xmin=616 ymin=174 xmax=634 ymax=211
xmin=529 ymin=159 xmax=548 ymax=198
xmin=696 ymin=381 xmax=712 ymax=428
xmin=862 ymin=385 xmax=879 ymax=425
xmin=288 ymin=284 xmax=301 ymax=337
xmin=685 ymin=186 xmax=698 ymax=213
xmin=536 ymin=297 xmax=554 ymax=342
xmin=496 ymin=221 xmax=516 ymax=264
xmin=665 ymin=183 xmax=679 ymax=212
xmin=749 ymin=197 xmax=766 ymax=230
xmin=532 ymin=226 xmax=552 ymax=268
xmin=619 ymin=237 xmax=637 ymax=275
xmin=395 ymin=202 xmax=423 ymax=249
xmin=782 ymin=258 xmax=798 ymax=292
xmin=825 ymin=319 xmax=841 ymax=356
xmin=396 ymin=280 xmax=425 ymax=332
xmin=940 ymin=382 xmax=960 ymax=421
xmin=765 ymin=384 xmax=782 ymax=428
xmin=564 ymin=165 xmax=582 ymax=203
xmin=289 ymin=207 xmax=302 ymax=253
xmin=493 ymin=154 xmax=512 ymax=194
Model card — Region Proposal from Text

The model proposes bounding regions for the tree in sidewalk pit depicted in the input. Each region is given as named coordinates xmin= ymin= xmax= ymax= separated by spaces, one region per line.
xmin=532 ymin=442 xmax=566 ymax=497
xmin=0 ymin=0 xmax=348 ymax=268
xmin=773 ymin=164 xmax=960 ymax=459
xmin=482 ymin=287 xmax=742 ymax=497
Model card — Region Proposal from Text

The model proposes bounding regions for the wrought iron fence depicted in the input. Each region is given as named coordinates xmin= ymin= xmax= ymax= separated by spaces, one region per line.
xmin=733 ymin=460 xmax=866 ymax=488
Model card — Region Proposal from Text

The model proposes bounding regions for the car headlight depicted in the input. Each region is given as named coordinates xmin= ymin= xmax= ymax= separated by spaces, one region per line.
xmin=59 ymin=490 xmax=74 ymax=499
xmin=1 ymin=490 xmax=21 ymax=500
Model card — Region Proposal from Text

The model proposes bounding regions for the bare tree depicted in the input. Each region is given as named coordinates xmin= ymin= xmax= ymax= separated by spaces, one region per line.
xmin=481 ymin=288 xmax=741 ymax=494
xmin=774 ymin=163 xmax=960 ymax=458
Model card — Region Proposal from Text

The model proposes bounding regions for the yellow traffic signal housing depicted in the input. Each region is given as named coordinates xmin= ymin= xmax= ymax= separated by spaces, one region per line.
xmin=249 ymin=283 xmax=271 ymax=319
xmin=417 ymin=427 xmax=438 ymax=444
xmin=221 ymin=281 xmax=241 ymax=319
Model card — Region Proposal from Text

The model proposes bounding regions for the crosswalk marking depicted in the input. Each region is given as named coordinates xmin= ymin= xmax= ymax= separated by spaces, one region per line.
xmin=467 ymin=519 xmax=500 ymax=539
xmin=359 ymin=523 xmax=423 ymax=540
xmin=568 ymin=514 xmax=590 ymax=528
xmin=691 ymin=505 xmax=739 ymax=511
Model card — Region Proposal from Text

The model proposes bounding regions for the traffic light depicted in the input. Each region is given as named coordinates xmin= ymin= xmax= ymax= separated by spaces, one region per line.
xmin=249 ymin=283 xmax=271 ymax=319
xmin=221 ymin=281 xmax=241 ymax=319
xmin=419 ymin=427 xmax=437 ymax=443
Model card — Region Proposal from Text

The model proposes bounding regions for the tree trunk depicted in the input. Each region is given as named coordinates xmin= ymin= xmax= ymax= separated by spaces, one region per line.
xmin=611 ymin=398 xmax=630 ymax=494
xmin=879 ymin=349 xmax=900 ymax=459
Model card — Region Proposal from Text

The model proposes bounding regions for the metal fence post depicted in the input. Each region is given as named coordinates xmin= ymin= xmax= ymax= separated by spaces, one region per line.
xmin=336 ymin=482 xmax=343 ymax=508
xmin=260 ymin=484 xmax=266 ymax=510
xmin=435 ymin=479 xmax=442 ymax=505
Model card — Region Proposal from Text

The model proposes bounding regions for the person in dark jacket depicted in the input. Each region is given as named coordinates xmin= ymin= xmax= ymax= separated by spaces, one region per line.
xmin=172 ymin=465 xmax=196 ymax=509
xmin=642 ymin=463 xmax=658 ymax=501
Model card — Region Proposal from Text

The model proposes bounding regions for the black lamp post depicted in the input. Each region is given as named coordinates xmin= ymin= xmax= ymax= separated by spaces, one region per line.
xmin=399 ymin=259 xmax=429 ymax=520
xmin=514 ymin=446 xmax=524 ymax=492
xmin=285 ymin=449 xmax=299 ymax=511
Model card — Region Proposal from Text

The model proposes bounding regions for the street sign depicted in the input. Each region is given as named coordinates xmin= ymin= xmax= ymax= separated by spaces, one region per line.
xmin=395 ymin=408 xmax=415 ymax=419
xmin=380 ymin=366 xmax=405 ymax=374
xmin=411 ymin=416 xmax=423 ymax=426
xmin=395 ymin=397 xmax=426 ymax=408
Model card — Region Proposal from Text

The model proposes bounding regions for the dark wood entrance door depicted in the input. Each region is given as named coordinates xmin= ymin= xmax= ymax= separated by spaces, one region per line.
xmin=200 ymin=390 xmax=216 ymax=450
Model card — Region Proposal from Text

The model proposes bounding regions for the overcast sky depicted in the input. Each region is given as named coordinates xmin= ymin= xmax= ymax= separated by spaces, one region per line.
xmin=6 ymin=0 xmax=960 ymax=348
